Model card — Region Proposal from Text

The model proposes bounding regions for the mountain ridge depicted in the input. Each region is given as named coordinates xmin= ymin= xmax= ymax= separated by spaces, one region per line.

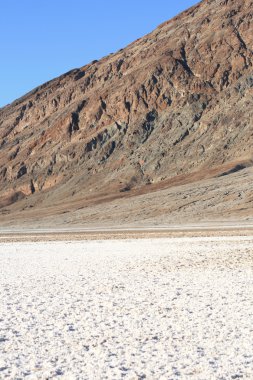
xmin=0 ymin=0 xmax=253 ymax=227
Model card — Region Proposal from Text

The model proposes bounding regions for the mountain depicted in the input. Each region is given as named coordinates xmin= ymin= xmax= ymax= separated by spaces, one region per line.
xmin=1 ymin=0 xmax=253 ymax=229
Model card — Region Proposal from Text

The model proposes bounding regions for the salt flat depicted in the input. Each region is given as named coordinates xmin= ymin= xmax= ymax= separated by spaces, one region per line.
xmin=0 ymin=237 xmax=253 ymax=379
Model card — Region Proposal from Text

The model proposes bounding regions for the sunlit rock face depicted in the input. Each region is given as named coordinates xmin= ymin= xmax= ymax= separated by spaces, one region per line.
xmin=0 ymin=0 xmax=253 ymax=224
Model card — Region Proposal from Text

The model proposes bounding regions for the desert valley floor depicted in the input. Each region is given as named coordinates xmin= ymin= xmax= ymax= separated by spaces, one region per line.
xmin=0 ymin=236 xmax=253 ymax=379
xmin=1 ymin=0 xmax=253 ymax=378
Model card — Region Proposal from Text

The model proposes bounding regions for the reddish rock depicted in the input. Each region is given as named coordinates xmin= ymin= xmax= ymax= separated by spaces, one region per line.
xmin=0 ymin=0 xmax=253 ymax=225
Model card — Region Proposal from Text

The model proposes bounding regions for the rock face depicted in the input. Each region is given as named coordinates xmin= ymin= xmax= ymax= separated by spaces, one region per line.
xmin=0 ymin=0 xmax=253 ymax=226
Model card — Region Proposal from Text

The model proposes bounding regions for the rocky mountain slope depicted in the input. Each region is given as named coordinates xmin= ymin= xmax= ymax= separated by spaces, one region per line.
xmin=0 ymin=0 xmax=253 ymax=227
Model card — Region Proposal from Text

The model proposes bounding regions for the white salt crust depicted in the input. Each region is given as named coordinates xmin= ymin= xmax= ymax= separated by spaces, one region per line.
xmin=0 ymin=237 xmax=253 ymax=379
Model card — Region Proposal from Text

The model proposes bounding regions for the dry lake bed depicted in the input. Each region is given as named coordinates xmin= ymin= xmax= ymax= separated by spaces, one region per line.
xmin=0 ymin=237 xmax=253 ymax=379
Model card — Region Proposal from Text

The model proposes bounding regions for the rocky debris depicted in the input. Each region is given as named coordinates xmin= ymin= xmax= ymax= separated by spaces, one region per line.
xmin=0 ymin=0 xmax=253 ymax=223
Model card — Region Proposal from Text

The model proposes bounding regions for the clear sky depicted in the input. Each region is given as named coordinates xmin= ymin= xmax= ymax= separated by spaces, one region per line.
xmin=0 ymin=0 xmax=199 ymax=108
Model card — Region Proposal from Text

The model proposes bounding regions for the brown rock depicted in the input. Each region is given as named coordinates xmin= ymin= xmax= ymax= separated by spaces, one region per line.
xmin=0 ymin=0 xmax=253 ymax=227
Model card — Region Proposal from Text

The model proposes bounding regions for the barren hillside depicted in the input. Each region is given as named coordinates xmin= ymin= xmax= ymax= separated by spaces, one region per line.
xmin=1 ymin=0 xmax=253 ymax=228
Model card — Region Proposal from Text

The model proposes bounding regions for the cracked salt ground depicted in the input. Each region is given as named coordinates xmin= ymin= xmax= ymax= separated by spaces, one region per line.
xmin=0 ymin=237 xmax=253 ymax=379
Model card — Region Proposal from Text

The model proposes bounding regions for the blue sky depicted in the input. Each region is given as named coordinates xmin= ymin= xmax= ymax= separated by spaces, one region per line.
xmin=0 ymin=0 xmax=198 ymax=108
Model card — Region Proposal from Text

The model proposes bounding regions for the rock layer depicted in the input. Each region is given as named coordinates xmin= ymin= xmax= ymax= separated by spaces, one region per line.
xmin=0 ymin=0 xmax=253 ymax=224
